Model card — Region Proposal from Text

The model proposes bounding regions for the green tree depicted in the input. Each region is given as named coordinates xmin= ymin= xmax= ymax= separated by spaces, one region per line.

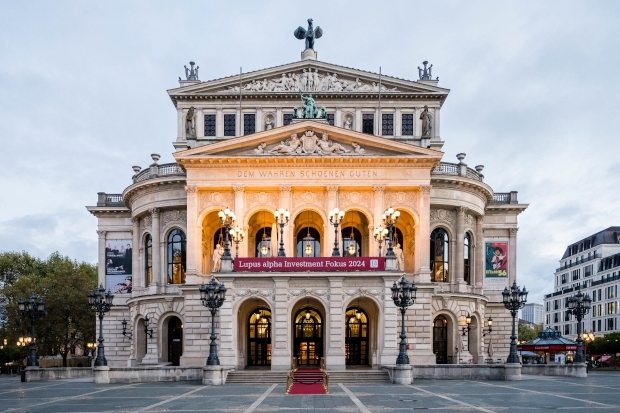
xmin=1 ymin=252 xmax=97 ymax=366
xmin=518 ymin=323 xmax=542 ymax=342
xmin=602 ymin=332 xmax=620 ymax=368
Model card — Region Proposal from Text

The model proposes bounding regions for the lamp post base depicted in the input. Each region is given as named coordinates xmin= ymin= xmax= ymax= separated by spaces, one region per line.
xmin=220 ymin=257 xmax=233 ymax=273
xmin=385 ymin=256 xmax=397 ymax=271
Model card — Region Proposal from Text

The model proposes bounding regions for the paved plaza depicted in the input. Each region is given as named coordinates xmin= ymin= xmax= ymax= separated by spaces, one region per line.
xmin=1 ymin=373 xmax=619 ymax=412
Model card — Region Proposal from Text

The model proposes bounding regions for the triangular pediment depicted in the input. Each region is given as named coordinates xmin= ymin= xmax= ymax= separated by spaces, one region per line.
xmin=168 ymin=60 xmax=449 ymax=102
xmin=174 ymin=121 xmax=443 ymax=167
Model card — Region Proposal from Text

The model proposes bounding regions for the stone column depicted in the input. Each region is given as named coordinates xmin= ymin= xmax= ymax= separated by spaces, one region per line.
xmin=455 ymin=207 xmax=466 ymax=292
xmin=233 ymin=186 xmax=246 ymax=258
xmin=216 ymin=107 xmax=223 ymax=137
xmin=271 ymin=277 xmax=291 ymax=370
xmin=414 ymin=107 xmax=422 ymax=139
xmin=256 ymin=107 xmax=263 ymax=132
xmin=475 ymin=216 xmax=484 ymax=293
xmin=276 ymin=106 xmax=282 ymax=127
xmin=418 ymin=186 xmax=432 ymax=282
xmin=326 ymin=277 xmax=346 ymax=370
xmin=355 ymin=107 xmax=362 ymax=132
xmin=197 ymin=108 xmax=204 ymax=138
xmin=236 ymin=108 xmax=242 ymax=137
xmin=216 ymin=276 xmax=236 ymax=366
xmin=279 ymin=186 xmax=292 ymax=255
xmin=509 ymin=228 xmax=518 ymax=286
xmin=150 ymin=208 xmax=162 ymax=286
xmin=131 ymin=218 xmax=140 ymax=289
xmin=335 ymin=107 xmax=342 ymax=127
xmin=185 ymin=186 xmax=199 ymax=284
xmin=380 ymin=276 xmax=400 ymax=365
xmin=395 ymin=107 xmax=402 ymax=138
xmin=326 ymin=186 xmax=339 ymax=256
xmin=97 ymin=230 xmax=106 ymax=286
xmin=177 ymin=109 xmax=184 ymax=142
xmin=434 ymin=107 xmax=440 ymax=141
xmin=372 ymin=185 xmax=385 ymax=255
xmin=375 ymin=107 xmax=380 ymax=135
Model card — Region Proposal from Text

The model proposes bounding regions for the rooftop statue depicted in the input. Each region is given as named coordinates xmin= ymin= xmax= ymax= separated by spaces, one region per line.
xmin=418 ymin=61 xmax=433 ymax=81
xmin=294 ymin=18 xmax=323 ymax=50
xmin=184 ymin=61 xmax=199 ymax=81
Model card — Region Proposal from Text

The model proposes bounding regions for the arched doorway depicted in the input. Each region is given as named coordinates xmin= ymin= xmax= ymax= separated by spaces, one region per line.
xmin=433 ymin=315 xmax=448 ymax=364
xmin=248 ymin=307 xmax=272 ymax=366
xmin=341 ymin=227 xmax=362 ymax=257
xmin=167 ymin=317 xmax=183 ymax=366
xmin=296 ymin=227 xmax=321 ymax=257
xmin=294 ymin=308 xmax=323 ymax=366
xmin=345 ymin=307 xmax=369 ymax=365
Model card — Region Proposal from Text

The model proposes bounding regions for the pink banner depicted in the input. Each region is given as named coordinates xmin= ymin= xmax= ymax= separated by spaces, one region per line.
xmin=234 ymin=257 xmax=385 ymax=272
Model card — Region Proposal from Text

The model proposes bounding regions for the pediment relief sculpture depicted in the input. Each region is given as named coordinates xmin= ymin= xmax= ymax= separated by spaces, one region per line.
xmin=227 ymin=70 xmax=398 ymax=93
xmin=254 ymin=130 xmax=365 ymax=156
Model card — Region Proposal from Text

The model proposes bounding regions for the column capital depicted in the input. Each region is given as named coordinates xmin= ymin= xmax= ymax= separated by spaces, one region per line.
xmin=150 ymin=207 xmax=159 ymax=217
xmin=131 ymin=217 xmax=139 ymax=224
xmin=326 ymin=185 xmax=339 ymax=194
xmin=419 ymin=185 xmax=432 ymax=195
xmin=97 ymin=230 xmax=106 ymax=239
xmin=477 ymin=215 xmax=484 ymax=225
xmin=279 ymin=185 xmax=291 ymax=194
xmin=395 ymin=106 xmax=402 ymax=110
xmin=457 ymin=206 xmax=468 ymax=216
xmin=184 ymin=185 xmax=197 ymax=194
xmin=372 ymin=185 xmax=385 ymax=193
xmin=233 ymin=185 xmax=245 ymax=194
xmin=509 ymin=227 xmax=519 ymax=237
xmin=255 ymin=106 xmax=262 ymax=110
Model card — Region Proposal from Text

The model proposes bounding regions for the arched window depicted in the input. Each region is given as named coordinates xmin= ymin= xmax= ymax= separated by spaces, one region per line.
xmin=255 ymin=227 xmax=272 ymax=257
xmin=341 ymin=227 xmax=362 ymax=257
xmin=144 ymin=234 xmax=152 ymax=287
xmin=464 ymin=232 xmax=472 ymax=285
xmin=296 ymin=227 xmax=321 ymax=257
xmin=430 ymin=228 xmax=449 ymax=282
xmin=167 ymin=229 xmax=186 ymax=284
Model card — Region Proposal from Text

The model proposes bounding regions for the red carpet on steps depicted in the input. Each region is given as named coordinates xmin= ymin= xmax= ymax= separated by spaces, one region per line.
xmin=288 ymin=369 xmax=327 ymax=395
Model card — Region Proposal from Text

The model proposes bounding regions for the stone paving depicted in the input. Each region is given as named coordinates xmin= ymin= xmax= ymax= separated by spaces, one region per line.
xmin=0 ymin=372 xmax=619 ymax=412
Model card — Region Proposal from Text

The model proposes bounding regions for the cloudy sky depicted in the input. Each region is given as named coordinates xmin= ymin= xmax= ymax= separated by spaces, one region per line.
xmin=1 ymin=1 xmax=619 ymax=303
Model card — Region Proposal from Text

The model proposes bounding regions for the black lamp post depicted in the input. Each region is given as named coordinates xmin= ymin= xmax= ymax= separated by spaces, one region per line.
xmin=461 ymin=313 xmax=472 ymax=337
xmin=218 ymin=207 xmax=236 ymax=260
xmin=229 ymin=226 xmax=245 ymax=258
xmin=17 ymin=292 xmax=46 ymax=367
xmin=199 ymin=276 xmax=227 ymax=365
xmin=502 ymin=281 xmax=527 ymax=364
xmin=382 ymin=207 xmax=400 ymax=257
xmin=391 ymin=275 xmax=417 ymax=365
xmin=329 ymin=208 xmax=345 ymax=257
xmin=373 ymin=226 xmax=388 ymax=257
xmin=88 ymin=284 xmax=114 ymax=367
xmin=274 ymin=208 xmax=290 ymax=257
xmin=567 ymin=288 xmax=592 ymax=363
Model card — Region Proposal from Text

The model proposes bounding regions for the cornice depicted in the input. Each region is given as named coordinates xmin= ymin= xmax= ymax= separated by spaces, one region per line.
xmin=430 ymin=177 xmax=494 ymax=204
xmin=179 ymin=156 xmax=439 ymax=168
xmin=122 ymin=176 xmax=187 ymax=208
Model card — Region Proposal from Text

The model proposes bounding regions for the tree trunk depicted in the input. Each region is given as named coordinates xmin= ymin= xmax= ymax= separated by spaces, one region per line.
xmin=62 ymin=351 xmax=68 ymax=367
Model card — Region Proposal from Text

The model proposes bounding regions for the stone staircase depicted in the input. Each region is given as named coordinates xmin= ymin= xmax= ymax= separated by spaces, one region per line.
xmin=226 ymin=369 xmax=390 ymax=384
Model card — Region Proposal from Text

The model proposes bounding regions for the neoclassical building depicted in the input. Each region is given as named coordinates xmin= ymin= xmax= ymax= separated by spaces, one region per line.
xmin=88 ymin=45 xmax=527 ymax=371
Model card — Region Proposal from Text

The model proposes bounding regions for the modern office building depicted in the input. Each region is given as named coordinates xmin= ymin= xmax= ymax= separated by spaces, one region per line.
xmin=522 ymin=303 xmax=543 ymax=325
xmin=543 ymin=227 xmax=620 ymax=339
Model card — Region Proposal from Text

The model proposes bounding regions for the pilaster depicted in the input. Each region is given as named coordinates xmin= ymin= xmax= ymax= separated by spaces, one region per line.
xmin=326 ymin=277 xmax=346 ymax=370
xmin=455 ymin=207 xmax=466 ymax=292
xmin=131 ymin=218 xmax=140 ymax=289
xmin=395 ymin=107 xmax=402 ymax=138
xmin=475 ymin=216 xmax=484 ymax=294
xmin=335 ymin=107 xmax=342 ymax=127
xmin=279 ymin=186 xmax=292 ymax=255
xmin=256 ymin=107 xmax=263 ymax=132
xmin=185 ymin=186 xmax=199 ymax=284
xmin=150 ymin=208 xmax=162 ymax=286
xmin=197 ymin=108 xmax=205 ymax=138
xmin=372 ymin=185 xmax=385 ymax=255
xmin=216 ymin=107 xmax=223 ymax=137
xmin=97 ymin=230 xmax=106 ymax=286
xmin=355 ymin=107 xmax=362 ymax=132
xmin=509 ymin=228 xmax=518 ymax=286
xmin=271 ymin=277 xmax=291 ymax=370
xmin=418 ymin=186 xmax=432 ymax=282
xmin=233 ymin=186 xmax=246 ymax=258
xmin=326 ymin=186 xmax=339 ymax=255
xmin=276 ymin=106 xmax=282 ymax=127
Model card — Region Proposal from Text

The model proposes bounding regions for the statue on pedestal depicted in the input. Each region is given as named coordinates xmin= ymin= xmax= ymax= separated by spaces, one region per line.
xmin=185 ymin=107 xmax=196 ymax=138
xmin=294 ymin=18 xmax=323 ymax=50
xmin=184 ymin=61 xmax=199 ymax=81
xmin=295 ymin=91 xmax=327 ymax=119
xmin=212 ymin=244 xmax=223 ymax=273
xmin=420 ymin=105 xmax=433 ymax=137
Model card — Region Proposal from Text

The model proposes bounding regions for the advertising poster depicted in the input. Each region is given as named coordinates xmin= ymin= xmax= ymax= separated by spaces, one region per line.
xmin=484 ymin=241 xmax=509 ymax=290
xmin=105 ymin=239 xmax=132 ymax=294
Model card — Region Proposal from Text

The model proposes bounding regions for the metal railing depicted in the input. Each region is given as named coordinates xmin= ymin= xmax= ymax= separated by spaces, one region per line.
xmin=556 ymin=254 xmax=601 ymax=272
xmin=96 ymin=193 xmax=125 ymax=207
xmin=431 ymin=162 xmax=483 ymax=182
xmin=490 ymin=191 xmax=519 ymax=204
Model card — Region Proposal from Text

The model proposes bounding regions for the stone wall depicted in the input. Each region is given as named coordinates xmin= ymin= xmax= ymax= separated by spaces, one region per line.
xmin=24 ymin=367 xmax=93 ymax=382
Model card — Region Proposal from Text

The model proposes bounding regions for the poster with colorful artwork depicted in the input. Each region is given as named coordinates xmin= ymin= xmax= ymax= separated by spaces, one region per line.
xmin=484 ymin=241 xmax=509 ymax=290
xmin=104 ymin=239 xmax=132 ymax=294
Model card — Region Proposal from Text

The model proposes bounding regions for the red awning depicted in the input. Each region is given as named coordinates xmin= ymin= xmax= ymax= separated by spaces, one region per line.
xmin=517 ymin=344 xmax=577 ymax=352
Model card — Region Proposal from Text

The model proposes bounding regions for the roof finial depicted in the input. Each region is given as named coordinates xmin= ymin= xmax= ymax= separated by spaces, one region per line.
xmin=418 ymin=61 xmax=434 ymax=81
xmin=294 ymin=18 xmax=323 ymax=60
xmin=184 ymin=61 xmax=199 ymax=81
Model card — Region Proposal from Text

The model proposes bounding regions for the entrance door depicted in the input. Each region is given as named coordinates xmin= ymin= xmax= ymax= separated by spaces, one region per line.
xmin=294 ymin=308 xmax=323 ymax=366
xmin=248 ymin=308 xmax=272 ymax=366
xmin=168 ymin=317 xmax=183 ymax=366
xmin=345 ymin=307 xmax=369 ymax=365
xmin=433 ymin=315 xmax=448 ymax=364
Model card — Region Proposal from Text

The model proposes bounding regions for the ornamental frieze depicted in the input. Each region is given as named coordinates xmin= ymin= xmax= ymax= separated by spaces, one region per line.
xmin=288 ymin=288 xmax=330 ymax=302
xmin=384 ymin=191 xmax=418 ymax=210
xmin=246 ymin=191 xmax=278 ymax=210
xmin=162 ymin=210 xmax=187 ymax=225
xmin=338 ymin=191 xmax=371 ymax=211
xmin=232 ymin=289 xmax=275 ymax=303
xmin=464 ymin=213 xmax=475 ymax=228
xmin=292 ymin=190 xmax=326 ymax=211
xmin=199 ymin=192 xmax=234 ymax=212
xmin=140 ymin=215 xmax=152 ymax=230
xmin=342 ymin=288 xmax=384 ymax=301
xmin=226 ymin=70 xmax=398 ymax=93
xmin=430 ymin=208 xmax=455 ymax=223
xmin=254 ymin=131 xmax=366 ymax=156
